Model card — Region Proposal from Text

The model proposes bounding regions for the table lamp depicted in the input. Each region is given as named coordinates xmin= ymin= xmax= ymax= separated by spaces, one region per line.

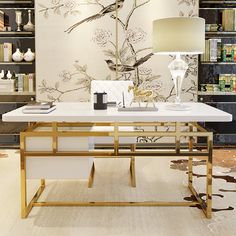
xmin=153 ymin=17 xmax=205 ymax=110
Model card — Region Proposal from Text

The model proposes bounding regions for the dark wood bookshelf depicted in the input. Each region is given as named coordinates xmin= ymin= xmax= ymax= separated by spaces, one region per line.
xmin=0 ymin=0 xmax=35 ymax=147
xmin=199 ymin=0 xmax=236 ymax=146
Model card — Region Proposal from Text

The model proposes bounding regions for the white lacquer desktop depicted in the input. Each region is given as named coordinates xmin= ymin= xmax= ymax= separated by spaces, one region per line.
xmin=3 ymin=102 xmax=232 ymax=123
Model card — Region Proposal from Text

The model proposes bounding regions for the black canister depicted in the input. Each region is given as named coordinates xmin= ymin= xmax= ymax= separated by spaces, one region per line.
xmin=93 ymin=92 xmax=107 ymax=110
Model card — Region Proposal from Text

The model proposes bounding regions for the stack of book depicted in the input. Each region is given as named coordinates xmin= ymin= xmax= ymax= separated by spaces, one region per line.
xmin=17 ymin=73 xmax=35 ymax=92
xmin=201 ymin=39 xmax=222 ymax=62
xmin=22 ymin=102 xmax=56 ymax=114
xmin=0 ymin=43 xmax=12 ymax=62
xmin=0 ymin=11 xmax=4 ymax=31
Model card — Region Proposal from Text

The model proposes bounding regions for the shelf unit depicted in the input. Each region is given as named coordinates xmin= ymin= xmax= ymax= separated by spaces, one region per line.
xmin=0 ymin=1 xmax=32 ymax=4
xmin=0 ymin=0 xmax=35 ymax=147
xmin=0 ymin=31 xmax=33 ymax=35
xmin=198 ymin=91 xmax=236 ymax=95
xmin=200 ymin=61 xmax=236 ymax=64
xmin=0 ymin=91 xmax=35 ymax=95
xmin=0 ymin=62 xmax=33 ymax=65
xmin=199 ymin=0 xmax=236 ymax=147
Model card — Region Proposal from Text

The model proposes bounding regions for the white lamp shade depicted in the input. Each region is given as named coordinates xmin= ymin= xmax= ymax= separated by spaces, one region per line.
xmin=153 ymin=17 xmax=205 ymax=55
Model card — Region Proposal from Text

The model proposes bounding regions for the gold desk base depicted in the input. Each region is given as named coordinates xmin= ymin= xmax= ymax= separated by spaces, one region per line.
xmin=20 ymin=122 xmax=213 ymax=219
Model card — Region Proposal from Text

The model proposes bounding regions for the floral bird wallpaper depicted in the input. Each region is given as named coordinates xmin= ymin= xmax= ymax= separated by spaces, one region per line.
xmin=35 ymin=0 xmax=198 ymax=102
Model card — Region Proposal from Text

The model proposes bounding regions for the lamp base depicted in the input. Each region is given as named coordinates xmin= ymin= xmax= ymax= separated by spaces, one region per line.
xmin=166 ymin=103 xmax=191 ymax=111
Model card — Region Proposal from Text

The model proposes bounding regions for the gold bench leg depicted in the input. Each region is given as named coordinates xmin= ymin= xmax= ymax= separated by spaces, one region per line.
xmin=88 ymin=162 xmax=95 ymax=188
xmin=130 ymin=144 xmax=136 ymax=187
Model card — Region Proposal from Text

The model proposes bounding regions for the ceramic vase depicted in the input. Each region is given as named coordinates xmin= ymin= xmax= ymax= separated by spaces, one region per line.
xmin=24 ymin=48 xmax=35 ymax=62
xmin=6 ymin=71 xmax=12 ymax=79
xmin=23 ymin=10 xmax=35 ymax=32
xmin=12 ymin=48 xmax=24 ymax=62
xmin=0 ymin=70 xmax=4 ymax=79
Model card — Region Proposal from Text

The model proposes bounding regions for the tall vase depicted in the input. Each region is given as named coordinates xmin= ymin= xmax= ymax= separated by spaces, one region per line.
xmin=15 ymin=11 xmax=22 ymax=32
xmin=23 ymin=10 xmax=35 ymax=32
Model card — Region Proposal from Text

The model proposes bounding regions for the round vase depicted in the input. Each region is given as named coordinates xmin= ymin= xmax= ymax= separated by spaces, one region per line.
xmin=24 ymin=48 xmax=35 ymax=62
xmin=12 ymin=48 xmax=24 ymax=62
xmin=23 ymin=10 xmax=35 ymax=32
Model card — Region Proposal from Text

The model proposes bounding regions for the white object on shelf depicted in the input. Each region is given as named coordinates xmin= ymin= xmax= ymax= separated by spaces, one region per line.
xmin=6 ymin=70 xmax=12 ymax=79
xmin=0 ymin=70 xmax=4 ymax=79
xmin=12 ymin=48 xmax=24 ymax=62
xmin=0 ymin=79 xmax=15 ymax=92
xmin=24 ymin=48 xmax=35 ymax=62
xmin=23 ymin=10 xmax=35 ymax=32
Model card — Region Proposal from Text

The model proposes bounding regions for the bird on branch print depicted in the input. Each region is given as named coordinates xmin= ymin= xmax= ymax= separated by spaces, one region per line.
xmin=105 ymin=53 xmax=154 ymax=73
xmin=65 ymin=0 xmax=125 ymax=33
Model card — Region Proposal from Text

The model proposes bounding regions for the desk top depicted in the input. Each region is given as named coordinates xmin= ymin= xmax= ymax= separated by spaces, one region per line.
xmin=2 ymin=102 xmax=232 ymax=123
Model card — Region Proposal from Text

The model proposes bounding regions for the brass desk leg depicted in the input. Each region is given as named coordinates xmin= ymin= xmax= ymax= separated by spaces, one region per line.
xmin=188 ymin=126 xmax=193 ymax=187
xmin=20 ymin=133 xmax=27 ymax=219
xmin=206 ymin=134 xmax=213 ymax=219
xmin=130 ymin=144 xmax=136 ymax=188
xmin=88 ymin=162 xmax=95 ymax=188
xmin=41 ymin=179 xmax=45 ymax=188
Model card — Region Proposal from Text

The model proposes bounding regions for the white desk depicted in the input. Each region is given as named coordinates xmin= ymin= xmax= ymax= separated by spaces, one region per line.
xmin=3 ymin=102 xmax=232 ymax=219
xmin=3 ymin=102 xmax=232 ymax=122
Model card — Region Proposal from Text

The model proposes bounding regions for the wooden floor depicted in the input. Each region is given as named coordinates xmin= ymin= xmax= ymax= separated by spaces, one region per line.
xmin=0 ymin=149 xmax=236 ymax=236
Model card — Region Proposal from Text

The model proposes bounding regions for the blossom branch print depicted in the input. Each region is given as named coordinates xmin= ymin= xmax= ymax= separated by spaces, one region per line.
xmin=177 ymin=0 xmax=197 ymax=6
xmin=125 ymin=0 xmax=151 ymax=30
xmin=64 ymin=0 xmax=124 ymax=33
xmin=38 ymin=61 xmax=98 ymax=102
xmin=107 ymin=0 xmax=153 ymax=86
xmin=38 ymin=0 xmax=105 ymax=18
xmin=38 ymin=0 xmax=82 ymax=18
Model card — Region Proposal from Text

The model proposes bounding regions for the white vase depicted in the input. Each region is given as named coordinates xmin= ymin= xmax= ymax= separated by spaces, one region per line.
xmin=6 ymin=70 xmax=12 ymax=79
xmin=12 ymin=48 xmax=24 ymax=62
xmin=23 ymin=10 xmax=35 ymax=32
xmin=24 ymin=48 xmax=35 ymax=62
xmin=0 ymin=70 xmax=4 ymax=79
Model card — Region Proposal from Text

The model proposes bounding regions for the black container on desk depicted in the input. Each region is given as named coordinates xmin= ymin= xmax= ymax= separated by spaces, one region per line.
xmin=93 ymin=92 xmax=107 ymax=110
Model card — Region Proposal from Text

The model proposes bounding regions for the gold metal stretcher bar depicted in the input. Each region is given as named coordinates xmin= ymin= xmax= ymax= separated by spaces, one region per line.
xmin=20 ymin=122 xmax=213 ymax=219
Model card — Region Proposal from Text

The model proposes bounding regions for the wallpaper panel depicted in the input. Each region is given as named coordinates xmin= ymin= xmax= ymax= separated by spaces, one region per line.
xmin=35 ymin=0 xmax=198 ymax=102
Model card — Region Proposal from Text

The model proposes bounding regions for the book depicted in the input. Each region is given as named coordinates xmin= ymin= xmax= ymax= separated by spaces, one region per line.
xmin=28 ymin=73 xmax=34 ymax=92
xmin=25 ymin=102 xmax=53 ymax=109
xmin=222 ymin=9 xmax=235 ymax=31
xmin=0 ymin=44 xmax=4 ymax=61
xmin=22 ymin=105 xmax=56 ymax=114
xmin=217 ymin=39 xmax=222 ymax=61
xmin=4 ymin=14 xmax=9 ymax=27
xmin=206 ymin=40 xmax=210 ymax=61
xmin=3 ymin=43 xmax=12 ymax=62
xmin=23 ymin=74 xmax=29 ymax=92
xmin=0 ymin=11 xmax=4 ymax=31
xmin=17 ymin=74 xmax=24 ymax=92
xmin=209 ymin=39 xmax=218 ymax=62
